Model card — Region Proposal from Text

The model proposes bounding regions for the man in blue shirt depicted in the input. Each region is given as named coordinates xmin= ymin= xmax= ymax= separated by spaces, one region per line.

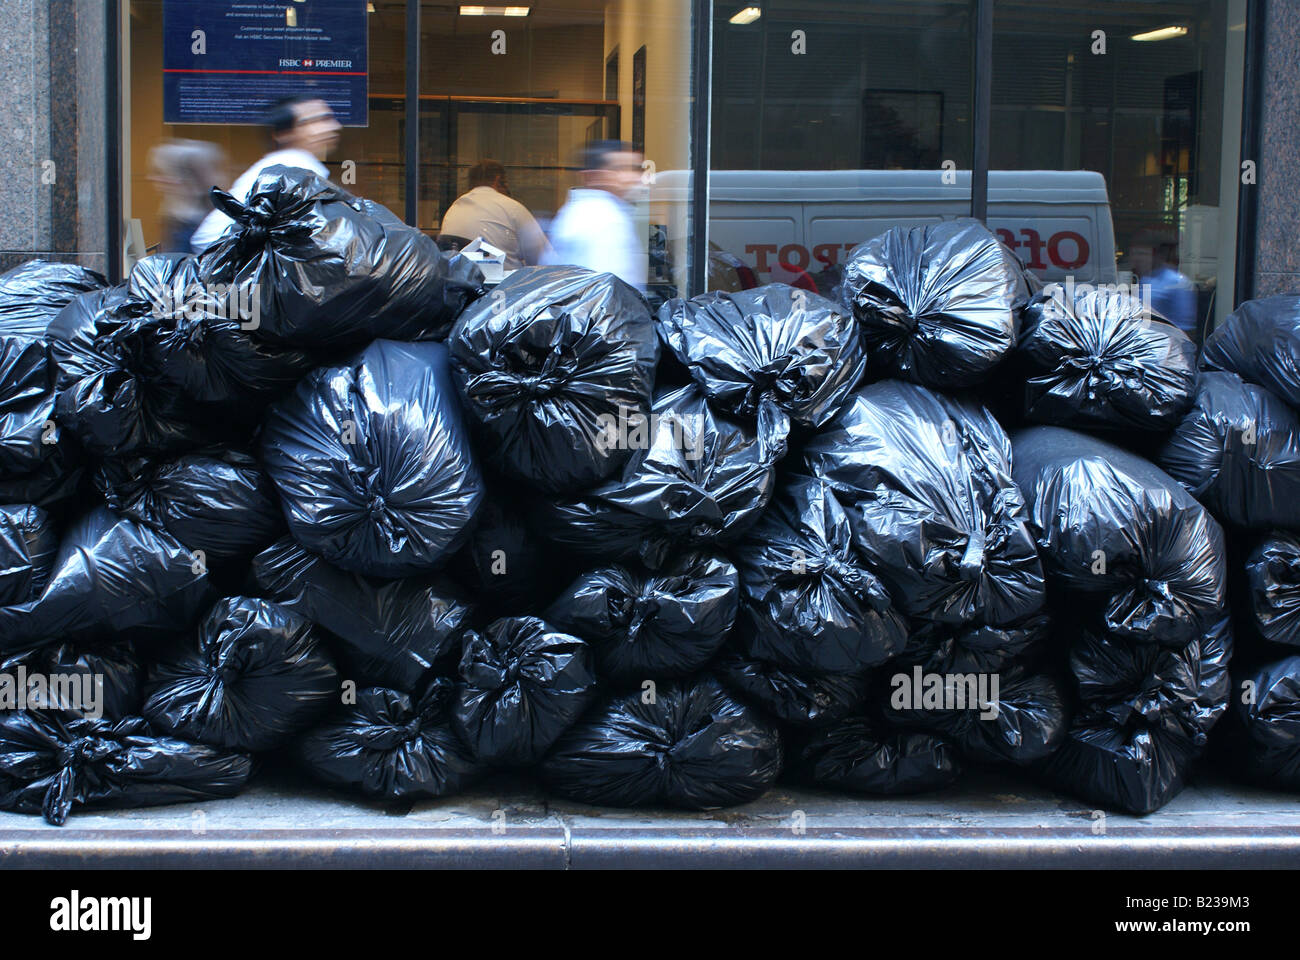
xmin=1129 ymin=227 xmax=1198 ymax=339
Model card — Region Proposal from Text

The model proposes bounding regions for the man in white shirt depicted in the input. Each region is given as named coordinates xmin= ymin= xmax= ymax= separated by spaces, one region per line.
xmin=543 ymin=140 xmax=647 ymax=290
xmin=190 ymin=96 xmax=341 ymax=253
xmin=439 ymin=160 xmax=552 ymax=269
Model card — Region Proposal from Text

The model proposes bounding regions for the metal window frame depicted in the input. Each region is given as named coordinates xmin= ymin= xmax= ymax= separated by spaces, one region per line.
xmin=971 ymin=0 xmax=992 ymax=222
xmin=1234 ymin=0 xmax=1265 ymax=307
xmin=106 ymin=0 xmax=122 ymax=282
xmin=689 ymin=0 xmax=713 ymax=295
xmin=405 ymin=0 xmax=421 ymax=227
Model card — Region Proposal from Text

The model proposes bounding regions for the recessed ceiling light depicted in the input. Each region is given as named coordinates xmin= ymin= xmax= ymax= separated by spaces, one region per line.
xmin=730 ymin=7 xmax=762 ymax=25
xmin=1131 ymin=25 xmax=1188 ymax=42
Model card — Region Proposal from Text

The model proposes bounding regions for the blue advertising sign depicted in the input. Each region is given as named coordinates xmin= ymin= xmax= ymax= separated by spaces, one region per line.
xmin=163 ymin=0 xmax=368 ymax=126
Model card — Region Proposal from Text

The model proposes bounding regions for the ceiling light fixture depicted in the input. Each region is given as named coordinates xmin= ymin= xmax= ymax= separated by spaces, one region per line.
xmin=459 ymin=5 xmax=532 ymax=15
xmin=1131 ymin=25 xmax=1188 ymax=42
xmin=730 ymin=7 xmax=762 ymax=25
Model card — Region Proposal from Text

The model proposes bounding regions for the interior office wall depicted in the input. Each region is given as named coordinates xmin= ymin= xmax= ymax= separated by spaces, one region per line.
xmin=603 ymin=0 xmax=694 ymax=293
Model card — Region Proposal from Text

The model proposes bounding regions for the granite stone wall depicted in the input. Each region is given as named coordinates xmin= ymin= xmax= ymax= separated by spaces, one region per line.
xmin=0 ymin=0 xmax=106 ymax=276
xmin=1254 ymin=0 xmax=1300 ymax=298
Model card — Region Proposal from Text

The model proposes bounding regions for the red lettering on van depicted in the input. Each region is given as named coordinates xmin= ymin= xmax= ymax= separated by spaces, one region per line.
xmin=779 ymin=243 xmax=810 ymax=270
xmin=1019 ymin=229 xmax=1047 ymax=270
xmin=745 ymin=244 xmax=779 ymax=272
xmin=812 ymin=243 xmax=841 ymax=266
xmin=1047 ymin=230 xmax=1089 ymax=270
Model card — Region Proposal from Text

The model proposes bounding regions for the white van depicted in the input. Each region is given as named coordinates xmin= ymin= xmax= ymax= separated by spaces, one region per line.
xmin=650 ymin=169 xmax=1118 ymax=288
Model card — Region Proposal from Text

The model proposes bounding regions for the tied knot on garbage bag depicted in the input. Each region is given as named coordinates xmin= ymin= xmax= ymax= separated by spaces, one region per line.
xmin=1015 ymin=285 xmax=1197 ymax=431
xmin=210 ymin=186 xmax=306 ymax=253
xmin=45 ymin=734 xmax=121 ymax=826
xmin=624 ymin=592 xmax=661 ymax=638
xmin=839 ymin=219 xmax=1028 ymax=388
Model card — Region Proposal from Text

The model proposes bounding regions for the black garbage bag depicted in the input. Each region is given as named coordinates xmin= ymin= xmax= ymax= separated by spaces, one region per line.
xmin=47 ymin=286 xmax=213 ymax=458
xmin=1042 ymin=717 xmax=1200 ymax=815
xmin=251 ymin=537 xmax=472 ymax=692
xmin=195 ymin=165 xmax=485 ymax=349
xmin=0 ymin=506 xmax=212 ymax=651
xmin=735 ymin=473 xmax=907 ymax=674
xmin=545 ymin=552 xmax=738 ymax=683
xmin=448 ymin=266 xmax=659 ymax=494
xmin=251 ymin=537 xmax=471 ymax=693
xmin=294 ymin=678 xmax=480 ymax=801
xmin=127 ymin=253 xmax=318 ymax=428
xmin=1015 ymin=285 xmax=1197 ymax=430
xmin=1012 ymin=426 xmax=1226 ymax=649
xmin=1068 ymin=616 xmax=1233 ymax=748
xmin=882 ymin=662 xmax=1068 ymax=766
xmin=542 ymin=676 xmax=783 ymax=809
xmin=1230 ymin=656 xmax=1300 ymax=789
xmin=0 ymin=442 xmax=83 ymax=511
xmin=143 ymin=597 xmax=338 ymax=753
xmin=0 ymin=503 xmax=58 ymax=606
xmin=0 ymin=259 xmax=107 ymax=340
xmin=1 ymin=637 xmax=144 ymax=721
xmin=1156 ymin=371 xmax=1300 ymax=531
xmin=0 ymin=334 xmax=63 ymax=480
xmin=1043 ymin=616 xmax=1232 ymax=814
xmin=805 ymin=380 xmax=1046 ymax=628
xmin=896 ymin=614 xmax=1051 ymax=676
xmin=1201 ymin=295 xmax=1300 ymax=409
xmin=791 ymin=718 xmax=962 ymax=795
xmin=1245 ymin=533 xmax=1300 ymax=649
xmin=543 ymin=385 xmax=782 ymax=568
xmin=0 ymin=262 xmax=103 ymax=488
xmin=450 ymin=491 xmax=562 ymax=614
xmin=453 ymin=617 xmax=596 ymax=766
xmin=96 ymin=448 xmax=283 ymax=566
xmin=656 ymin=283 xmax=866 ymax=438
xmin=839 ymin=218 xmax=1028 ymax=388
xmin=716 ymin=651 xmax=865 ymax=726
xmin=0 ymin=711 xmax=252 ymax=826
xmin=261 ymin=338 xmax=483 ymax=578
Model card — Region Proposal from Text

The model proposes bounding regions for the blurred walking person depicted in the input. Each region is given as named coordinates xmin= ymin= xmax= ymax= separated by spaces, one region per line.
xmin=543 ymin=140 xmax=647 ymax=290
xmin=148 ymin=139 xmax=226 ymax=253
xmin=190 ymin=95 xmax=341 ymax=253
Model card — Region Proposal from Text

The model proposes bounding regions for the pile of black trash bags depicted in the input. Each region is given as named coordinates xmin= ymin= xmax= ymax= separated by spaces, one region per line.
xmin=1 ymin=175 xmax=1298 ymax=826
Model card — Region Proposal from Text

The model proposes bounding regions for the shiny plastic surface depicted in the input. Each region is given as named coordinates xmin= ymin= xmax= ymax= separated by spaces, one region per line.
xmin=840 ymin=218 xmax=1028 ymax=387
xmin=261 ymin=338 xmax=484 ymax=577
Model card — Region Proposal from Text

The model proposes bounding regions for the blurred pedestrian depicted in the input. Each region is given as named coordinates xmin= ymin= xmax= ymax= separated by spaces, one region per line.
xmin=1129 ymin=226 xmax=1198 ymax=337
xmin=190 ymin=95 xmax=341 ymax=253
xmin=543 ymin=140 xmax=647 ymax=290
xmin=148 ymin=139 xmax=225 ymax=253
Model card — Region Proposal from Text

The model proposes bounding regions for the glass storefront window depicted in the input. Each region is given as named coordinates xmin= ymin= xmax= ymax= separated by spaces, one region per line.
xmin=420 ymin=1 xmax=695 ymax=301
xmin=118 ymin=0 xmax=1252 ymax=315
xmin=993 ymin=0 xmax=1247 ymax=340
xmin=704 ymin=0 xmax=976 ymax=295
